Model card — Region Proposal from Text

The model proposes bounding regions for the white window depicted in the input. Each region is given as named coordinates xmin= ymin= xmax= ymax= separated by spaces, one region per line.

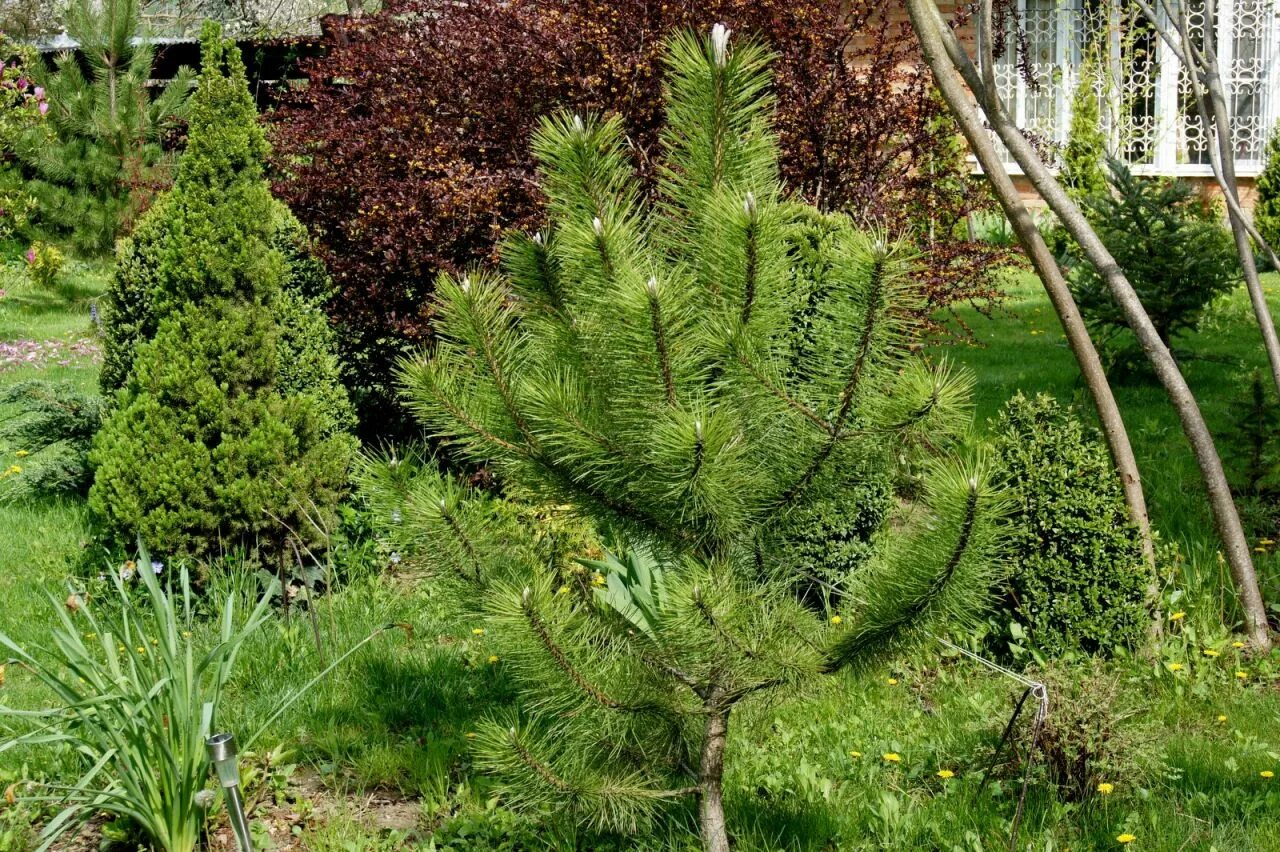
xmin=994 ymin=0 xmax=1280 ymax=175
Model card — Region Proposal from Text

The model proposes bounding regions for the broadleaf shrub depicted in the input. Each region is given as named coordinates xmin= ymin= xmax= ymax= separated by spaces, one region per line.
xmin=1067 ymin=158 xmax=1239 ymax=345
xmin=90 ymin=23 xmax=355 ymax=562
xmin=992 ymin=392 xmax=1151 ymax=656
xmin=270 ymin=0 xmax=1014 ymax=433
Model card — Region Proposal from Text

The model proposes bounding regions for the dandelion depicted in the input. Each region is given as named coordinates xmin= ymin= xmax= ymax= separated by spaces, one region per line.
xmin=135 ymin=646 xmax=145 ymax=655
xmin=591 ymin=572 xmax=606 ymax=586
xmin=389 ymin=551 xmax=402 ymax=565
xmin=488 ymin=655 xmax=499 ymax=664
xmin=1097 ymin=782 xmax=1114 ymax=795
xmin=182 ymin=631 xmax=192 ymax=638
xmin=465 ymin=732 xmax=477 ymax=739
xmin=1262 ymin=771 xmax=1275 ymax=779
xmin=556 ymin=585 xmax=569 ymax=595
xmin=1217 ymin=714 xmax=1227 ymax=723
xmin=1254 ymin=546 xmax=1267 ymax=553
xmin=14 ymin=450 xmax=28 ymax=457
xmin=882 ymin=753 xmax=901 ymax=763
xmin=1236 ymin=670 xmax=1249 ymax=680
xmin=830 ymin=615 xmax=842 ymax=625
xmin=1116 ymin=834 xmax=1136 ymax=845
xmin=886 ymin=677 xmax=898 ymax=685
xmin=472 ymin=628 xmax=485 ymax=636
xmin=1170 ymin=611 xmax=1186 ymax=621
xmin=936 ymin=769 xmax=954 ymax=779
xmin=1232 ymin=641 xmax=1246 ymax=649
xmin=1166 ymin=662 xmax=1184 ymax=672
xmin=1202 ymin=649 xmax=1219 ymax=657
xmin=849 ymin=751 xmax=862 ymax=758
xmin=1261 ymin=538 xmax=1276 ymax=546
xmin=194 ymin=789 xmax=217 ymax=809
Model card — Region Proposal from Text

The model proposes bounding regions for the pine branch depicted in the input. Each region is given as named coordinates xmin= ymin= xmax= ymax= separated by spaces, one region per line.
xmin=519 ymin=587 xmax=632 ymax=712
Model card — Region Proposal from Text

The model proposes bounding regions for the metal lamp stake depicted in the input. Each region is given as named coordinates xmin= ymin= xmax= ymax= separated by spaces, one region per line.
xmin=206 ymin=733 xmax=254 ymax=852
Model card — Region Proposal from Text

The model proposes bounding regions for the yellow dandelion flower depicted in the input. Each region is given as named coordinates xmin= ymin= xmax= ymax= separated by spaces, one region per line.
xmin=1232 ymin=641 xmax=1246 ymax=649
xmin=472 ymin=628 xmax=485 ymax=636
xmin=1217 ymin=715 xmax=1227 ymax=723
xmin=1255 ymin=546 xmax=1267 ymax=553
xmin=849 ymin=751 xmax=862 ymax=758
xmin=135 ymin=646 xmax=145 ymax=655
xmin=936 ymin=769 xmax=954 ymax=779
xmin=1166 ymin=662 xmax=1184 ymax=672
xmin=1170 ymin=611 xmax=1186 ymax=621
xmin=14 ymin=450 xmax=29 ymax=458
xmin=830 ymin=615 xmax=842 ymax=625
xmin=1097 ymin=782 xmax=1114 ymax=795
xmin=882 ymin=753 xmax=901 ymax=763
xmin=465 ymin=732 xmax=477 ymax=739
xmin=182 ymin=631 xmax=192 ymax=638
xmin=591 ymin=572 xmax=606 ymax=586
xmin=1116 ymin=834 xmax=1136 ymax=845
xmin=488 ymin=655 xmax=499 ymax=664
xmin=1202 ymin=649 xmax=1219 ymax=657
xmin=1236 ymin=670 xmax=1249 ymax=679
xmin=1262 ymin=771 xmax=1275 ymax=779
xmin=1261 ymin=539 xmax=1276 ymax=546
xmin=887 ymin=677 xmax=899 ymax=685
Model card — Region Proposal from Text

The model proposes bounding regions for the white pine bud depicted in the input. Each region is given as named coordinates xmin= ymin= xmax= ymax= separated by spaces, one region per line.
xmin=572 ymin=114 xmax=585 ymax=133
xmin=593 ymin=216 xmax=604 ymax=237
xmin=711 ymin=23 xmax=731 ymax=66
xmin=743 ymin=191 xmax=756 ymax=218
xmin=646 ymin=276 xmax=658 ymax=295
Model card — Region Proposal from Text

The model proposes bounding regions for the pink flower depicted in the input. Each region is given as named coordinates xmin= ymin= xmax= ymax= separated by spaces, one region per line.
xmin=25 ymin=248 xmax=35 ymax=264
xmin=38 ymin=101 xmax=47 ymax=115
xmin=33 ymin=86 xmax=43 ymax=100
xmin=16 ymin=77 xmax=26 ymax=89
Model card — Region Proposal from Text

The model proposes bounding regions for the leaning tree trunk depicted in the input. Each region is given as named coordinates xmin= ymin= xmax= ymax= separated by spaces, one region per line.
xmin=698 ymin=689 xmax=731 ymax=852
xmin=906 ymin=0 xmax=1272 ymax=651
xmin=906 ymin=0 xmax=1157 ymax=599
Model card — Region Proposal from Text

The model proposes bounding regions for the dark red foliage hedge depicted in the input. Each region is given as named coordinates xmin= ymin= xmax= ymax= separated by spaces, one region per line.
xmin=269 ymin=0 xmax=1015 ymax=433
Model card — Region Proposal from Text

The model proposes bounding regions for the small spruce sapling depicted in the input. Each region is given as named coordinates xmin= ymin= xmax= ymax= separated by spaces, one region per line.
xmin=363 ymin=27 xmax=1004 ymax=851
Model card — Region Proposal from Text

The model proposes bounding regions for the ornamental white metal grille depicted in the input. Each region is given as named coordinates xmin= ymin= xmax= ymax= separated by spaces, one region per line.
xmin=995 ymin=0 xmax=1280 ymax=175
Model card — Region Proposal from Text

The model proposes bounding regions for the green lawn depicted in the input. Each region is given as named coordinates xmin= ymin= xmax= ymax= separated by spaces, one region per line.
xmin=1 ymin=262 xmax=1279 ymax=850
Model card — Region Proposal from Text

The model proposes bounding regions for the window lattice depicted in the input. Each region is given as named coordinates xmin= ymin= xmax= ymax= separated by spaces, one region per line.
xmin=995 ymin=0 xmax=1280 ymax=174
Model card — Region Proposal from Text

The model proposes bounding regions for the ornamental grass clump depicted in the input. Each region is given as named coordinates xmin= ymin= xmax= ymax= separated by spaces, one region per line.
xmin=363 ymin=27 xmax=1005 ymax=851
xmin=0 ymin=547 xmax=396 ymax=851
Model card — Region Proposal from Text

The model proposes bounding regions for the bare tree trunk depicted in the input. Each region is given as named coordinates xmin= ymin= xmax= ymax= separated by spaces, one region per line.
xmin=907 ymin=0 xmax=1155 ymax=576
xmin=698 ymin=690 xmax=731 ymax=852
xmin=906 ymin=0 xmax=1272 ymax=650
xmin=345 ymin=0 xmax=364 ymax=19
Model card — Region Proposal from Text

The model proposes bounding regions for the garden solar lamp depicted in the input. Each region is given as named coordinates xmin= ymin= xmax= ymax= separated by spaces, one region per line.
xmin=206 ymin=732 xmax=254 ymax=851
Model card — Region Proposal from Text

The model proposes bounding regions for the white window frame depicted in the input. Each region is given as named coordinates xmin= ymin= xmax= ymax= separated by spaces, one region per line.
xmin=993 ymin=0 xmax=1280 ymax=177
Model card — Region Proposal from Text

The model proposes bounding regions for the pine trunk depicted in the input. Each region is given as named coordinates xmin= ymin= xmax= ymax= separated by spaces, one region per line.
xmin=698 ymin=691 xmax=731 ymax=852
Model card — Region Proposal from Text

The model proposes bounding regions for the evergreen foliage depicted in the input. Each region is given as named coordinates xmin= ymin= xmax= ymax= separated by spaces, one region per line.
xmin=0 ymin=381 xmax=104 ymax=499
xmin=1256 ymin=119 xmax=1280 ymax=265
xmin=1067 ymin=159 xmax=1239 ymax=345
xmin=362 ymin=28 xmax=1005 ymax=846
xmin=1060 ymin=61 xmax=1108 ymax=202
xmin=90 ymin=22 xmax=354 ymax=562
xmin=993 ymin=393 xmax=1150 ymax=657
xmin=15 ymin=0 xmax=192 ymax=254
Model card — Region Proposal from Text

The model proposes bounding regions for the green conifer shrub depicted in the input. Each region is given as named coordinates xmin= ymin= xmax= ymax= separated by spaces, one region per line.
xmin=992 ymin=393 xmax=1150 ymax=657
xmin=1059 ymin=61 xmax=1108 ymax=203
xmin=16 ymin=0 xmax=192 ymax=254
xmin=361 ymin=28 xmax=1004 ymax=849
xmin=0 ymin=381 xmax=103 ymax=499
xmin=90 ymin=23 xmax=354 ymax=562
xmin=1067 ymin=159 xmax=1239 ymax=346
xmin=1256 ymin=120 xmax=1280 ymax=267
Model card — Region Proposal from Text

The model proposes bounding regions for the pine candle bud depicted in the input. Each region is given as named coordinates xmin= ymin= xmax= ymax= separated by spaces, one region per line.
xmin=593 ymin=217 xmax=604 ymax=237
xmin=711 ymin=23 xmax=731 ymax=67
xmin=460 ymin=274 xmax=471 ymax=293
xmin=743 ymin=191 xmax=756 ymax=219
xmin=646 ymin=276 xmax=659 ymax=295
xmin=572 ymin=114 xmax=585 ymax=133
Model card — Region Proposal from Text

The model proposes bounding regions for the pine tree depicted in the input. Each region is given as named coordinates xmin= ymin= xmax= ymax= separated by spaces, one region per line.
xmin=362 ymin=27 xmax=1004 ymax=850
xmin=1256 ymin=119 xmax=1280 ymax=265
xmin=90 ymin=22 xmax=354 ymax=562
xmin=17 ymin=0 xmax=192 ymax=253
